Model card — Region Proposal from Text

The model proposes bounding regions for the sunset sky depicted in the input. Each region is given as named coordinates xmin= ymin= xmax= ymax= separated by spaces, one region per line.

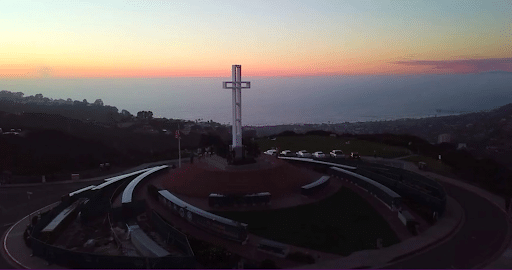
xmin=1 ymin=0 xmax=511 ymax=78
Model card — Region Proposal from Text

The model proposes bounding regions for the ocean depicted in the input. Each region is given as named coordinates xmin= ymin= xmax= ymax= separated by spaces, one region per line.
xmin=2 ymin=72 xmax=512 ymax=126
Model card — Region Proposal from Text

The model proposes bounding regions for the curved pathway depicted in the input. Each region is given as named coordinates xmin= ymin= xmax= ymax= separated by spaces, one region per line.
xmin=0 ymin=181 xmax=105 ymax=269
xmin=273 ymin=156 xmax=511 ymax=268
xmin=382 ymin=180 xmax=510 ymax=268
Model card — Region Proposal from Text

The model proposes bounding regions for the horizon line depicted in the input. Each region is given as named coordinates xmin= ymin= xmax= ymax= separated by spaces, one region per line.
xmin=2 ymin=70 xmax=511 ymax=79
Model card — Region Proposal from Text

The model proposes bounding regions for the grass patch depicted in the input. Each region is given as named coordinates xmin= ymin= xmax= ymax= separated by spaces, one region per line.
xmin=257 ymin=136 xmax=411 ymax=159
xmin=212 ymin=187 xmax=399 ymax=256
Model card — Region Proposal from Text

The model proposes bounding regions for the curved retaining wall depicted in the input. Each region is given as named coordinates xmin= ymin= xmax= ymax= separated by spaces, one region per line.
xmin=301 ymin=176 xmax=331 ymax=196
xmin=356 ymin=168 xmax=446 ymax=216
xmin=279 ymin=157 xmax=447 ymax=216
xmin=122 ymin=165 xmax=169 ymax=204
xmin=120 ymin=165 xmax=169 ymax=221
xmin=28 ymin=166 xmax=195 ymax=269
xmin=158 ymin=190 xmax=249 ymax=243
xmin=328 ymin=166 xmax=402 ymax=210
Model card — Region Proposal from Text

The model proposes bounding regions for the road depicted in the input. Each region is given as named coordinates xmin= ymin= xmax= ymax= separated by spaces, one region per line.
xmin=0 ymin=181 xmax=104 ymax=269
xmin=383 ymin=181 xmax=509 ymax=269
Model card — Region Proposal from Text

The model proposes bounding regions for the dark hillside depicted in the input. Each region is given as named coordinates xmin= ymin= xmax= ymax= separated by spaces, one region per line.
xmin=0 ymin=111 xmax=206 ymax=182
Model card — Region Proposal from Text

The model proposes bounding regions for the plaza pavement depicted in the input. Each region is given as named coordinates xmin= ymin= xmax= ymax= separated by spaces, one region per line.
xmin=1 ymin=156 xmax=510 ymax=268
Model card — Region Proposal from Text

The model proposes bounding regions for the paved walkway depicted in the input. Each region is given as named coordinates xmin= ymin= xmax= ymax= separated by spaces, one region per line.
xmin=364 ymin=156 xmax=512 ymax=269
xmin=1 ymin=202 xmax=63 ymax=269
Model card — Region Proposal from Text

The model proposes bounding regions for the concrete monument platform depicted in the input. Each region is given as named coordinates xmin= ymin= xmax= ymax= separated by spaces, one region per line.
xmin=155 ymin=154 xmax=325 ymax=198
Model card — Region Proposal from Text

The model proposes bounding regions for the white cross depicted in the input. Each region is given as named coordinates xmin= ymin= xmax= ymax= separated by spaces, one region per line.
xmin=223 ymin=65 xmax=250 ymax=159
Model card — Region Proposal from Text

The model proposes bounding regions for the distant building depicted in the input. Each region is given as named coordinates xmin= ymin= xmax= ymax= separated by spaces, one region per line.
xmin=438 ymin=133 xmax=452 ymax=144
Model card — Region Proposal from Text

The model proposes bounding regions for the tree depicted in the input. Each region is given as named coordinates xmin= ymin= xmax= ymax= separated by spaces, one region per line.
xmin=35 ymin=93 xmax=43 ymax=99
xmin=93 ymin=99 xmax=104 ymax=106
xmin=121 ymin=109 xmax=132 ymax=117
xmin=106 ymin=105 xmax=118 ymax=113
xmin=136 ymin=111 xmax=153 ymax=120
xmin=83 ymin=99 xmax=88 ymax=105
xmin=13 ymin=92 xmax=24 ymax=99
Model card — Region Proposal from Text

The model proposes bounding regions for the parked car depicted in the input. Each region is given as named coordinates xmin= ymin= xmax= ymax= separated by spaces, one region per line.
xmin=350 ymin=152 xmax=361 ymax=159
xmin=312 ymin=151 xmax=326 ymax=158
xmin=280 ymin=150 xmax=295 ymax=157
xmin=264 ymin=149 xmax=278 ymax=155
xmin=330 ymin=150 xmax=344 ymax=158
xmin=296 ymin=150 xmax=312 ymax=158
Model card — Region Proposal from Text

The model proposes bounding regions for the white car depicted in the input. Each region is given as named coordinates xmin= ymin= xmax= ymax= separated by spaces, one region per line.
xmin=330 ymin=150 xmax=344 ymax=158
xmin=280 ymin=150 xmax=294 ymax=157
xmin=296 ymin=150 xmax=312 ymax=158
xmin=264 ymin=149 xmax=278 ymax=155
xmin=313 ymin=151 xmax=326 ymax=158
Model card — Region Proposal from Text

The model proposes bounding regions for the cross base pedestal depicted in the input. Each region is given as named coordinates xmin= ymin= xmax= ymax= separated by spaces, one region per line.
xmin=230 ymin=146 xmax=244 ymax=161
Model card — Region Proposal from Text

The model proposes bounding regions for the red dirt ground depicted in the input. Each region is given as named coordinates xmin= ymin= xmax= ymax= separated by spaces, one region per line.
xmin=155 ymin=155 xmax=324 ymax=198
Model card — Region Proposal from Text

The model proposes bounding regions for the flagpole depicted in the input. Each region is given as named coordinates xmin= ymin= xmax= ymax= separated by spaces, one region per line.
xmin=178 ymin=124 xmax=181 ymax=168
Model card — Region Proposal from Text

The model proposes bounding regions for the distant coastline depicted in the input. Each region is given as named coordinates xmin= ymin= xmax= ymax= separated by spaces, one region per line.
xmin=2 ymin=72 xmax=511 ymax=126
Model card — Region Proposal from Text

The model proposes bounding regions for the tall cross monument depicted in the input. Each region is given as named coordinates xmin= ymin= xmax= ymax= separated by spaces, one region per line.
xmin=223 ymin=65 xmax=251 ymax=161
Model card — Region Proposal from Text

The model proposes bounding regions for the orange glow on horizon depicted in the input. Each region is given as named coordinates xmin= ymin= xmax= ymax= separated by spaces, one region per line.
xmin=1 ymin=58 xmax=511 ymax=79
